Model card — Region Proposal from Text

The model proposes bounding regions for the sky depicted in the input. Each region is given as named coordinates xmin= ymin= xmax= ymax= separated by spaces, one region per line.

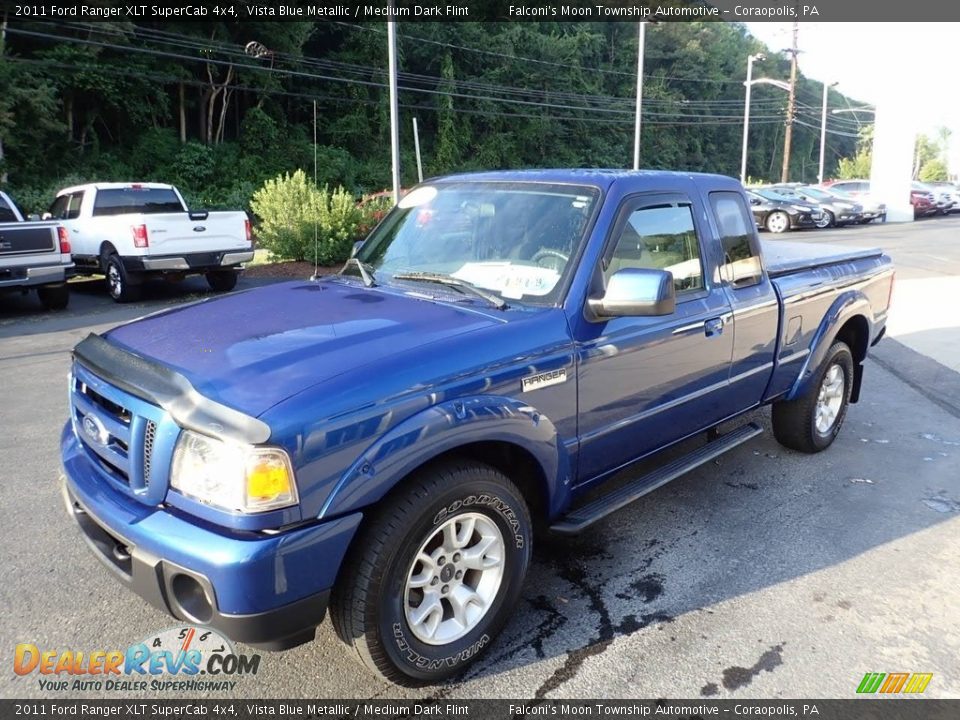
xmin=744 ymin=22 xmax=960 ymax=175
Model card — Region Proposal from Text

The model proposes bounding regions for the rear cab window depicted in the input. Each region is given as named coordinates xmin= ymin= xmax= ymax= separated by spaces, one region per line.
xmin=92 ymin=187 xmax=185 ymax=217
xmin=709 ymin=191 xmax=764 ymax=289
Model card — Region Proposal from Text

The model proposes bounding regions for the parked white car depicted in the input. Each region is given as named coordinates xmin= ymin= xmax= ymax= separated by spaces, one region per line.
xmin=46 ymin=183 xmax=253 ymax=302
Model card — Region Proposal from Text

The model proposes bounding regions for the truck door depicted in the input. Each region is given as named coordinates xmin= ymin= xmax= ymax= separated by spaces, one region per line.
xmin=706 ymin=191 xmax=779 ymax=412
xmin=574 ymin=192 xmax=734 ymax=483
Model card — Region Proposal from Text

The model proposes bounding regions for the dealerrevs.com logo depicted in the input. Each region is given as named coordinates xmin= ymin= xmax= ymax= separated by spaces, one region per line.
xmin=14 ymin=626 xmax=260 ymax=693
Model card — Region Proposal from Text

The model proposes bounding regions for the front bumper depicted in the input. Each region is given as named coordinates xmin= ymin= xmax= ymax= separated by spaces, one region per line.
xmin=61 ymin=425 xmax=362 ymax=650
xmin=0 ymin=262 xmax=73 ymax=290
xmin=124 ymin=250 xmax=254 ymax=273
xmin=790 ymin=213 xmax=819 ymax=228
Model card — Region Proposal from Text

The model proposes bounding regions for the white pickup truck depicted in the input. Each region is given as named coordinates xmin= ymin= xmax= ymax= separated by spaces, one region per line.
xmin=47 ymin=183 xmax=253 ymax=302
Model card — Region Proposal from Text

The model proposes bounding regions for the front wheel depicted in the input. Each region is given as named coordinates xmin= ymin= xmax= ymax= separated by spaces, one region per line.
xmin=331 ymin=461 xmax=532 ymax=685
xmin=206 ymin=269 xmax=239 ymax=292
xmin=815 ymin=210 xmax=834 ymax=229
xmin=772 ymin=341 xmax=854 ymax=453
xmin=766 ymin=211 xmax=791 ymax=234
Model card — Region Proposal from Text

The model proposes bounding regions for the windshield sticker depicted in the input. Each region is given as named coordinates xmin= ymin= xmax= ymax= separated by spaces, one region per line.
xmin=452 ymin=262 xmax=560 ymax=299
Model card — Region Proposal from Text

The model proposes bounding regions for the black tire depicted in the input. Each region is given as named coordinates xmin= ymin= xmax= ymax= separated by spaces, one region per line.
xmin=104 ymin=254 xmax=141 ymax=303
xmin=772 ymin=341 xmax=854 ymax=453
xmin=206 ymin=269 xmax=239 ymax=292
xmin=37 ymin=284 xmax=69 ymax=311
xmin=765 ymin=210 xmax=791 ymax=234
xmin=331 ymin=460 xmax=532 ymax=685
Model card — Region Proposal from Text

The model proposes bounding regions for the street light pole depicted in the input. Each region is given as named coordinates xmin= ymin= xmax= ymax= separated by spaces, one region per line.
xmin=632 ymin=21 xmax=646 ymax=171
xmin=818 ymin=81 xmax=838 ymax=184
xmin=387 ymin=13 xmax=401 ymax=205
xmin=740 ymin=54 xmax=762 ymax=184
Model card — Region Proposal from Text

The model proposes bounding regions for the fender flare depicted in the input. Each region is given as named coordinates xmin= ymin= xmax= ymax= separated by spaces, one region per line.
xmin=785 ymin=290 xmax=872 ymax=402
xmin=318 ymin=395 xmax=572 ymax=520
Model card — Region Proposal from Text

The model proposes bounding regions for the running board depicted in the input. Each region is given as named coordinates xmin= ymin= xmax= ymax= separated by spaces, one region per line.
xmin=549 ymin=422 xmax=763 ymax=535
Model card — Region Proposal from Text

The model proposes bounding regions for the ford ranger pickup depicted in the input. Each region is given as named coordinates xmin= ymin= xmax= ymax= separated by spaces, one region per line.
xmin=0 ymin=190 xmax=73 ymax=310
xmin=60 ymin=170 xmax=894 ymax=684
xmin=47 ymin=182 xmax=253 ymax=302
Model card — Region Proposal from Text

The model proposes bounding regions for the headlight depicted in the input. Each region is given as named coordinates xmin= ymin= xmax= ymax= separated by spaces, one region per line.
xmin=791 ymin=205 xmax=811 ymax=212
xmin=171 ymin=430 xmax=298 ymax=513
xmin=837 ymin=203 xmax=853 ymax=210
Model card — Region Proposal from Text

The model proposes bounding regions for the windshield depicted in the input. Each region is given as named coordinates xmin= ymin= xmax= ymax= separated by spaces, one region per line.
xmin=354 ymin=182 xmax=599 ymax=305
xmin=797 ymin=187 xmax=833 ymax=201
xmin=756 ymin=189 xmax=803 ymax=203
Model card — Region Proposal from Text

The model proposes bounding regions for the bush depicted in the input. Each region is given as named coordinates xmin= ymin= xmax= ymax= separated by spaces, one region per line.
xmin=250 ymin=170 xmax=362 ymax=264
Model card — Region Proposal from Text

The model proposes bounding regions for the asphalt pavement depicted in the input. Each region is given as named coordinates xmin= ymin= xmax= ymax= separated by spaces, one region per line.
xmin=1 ymin=218 xmax=958 ymax=700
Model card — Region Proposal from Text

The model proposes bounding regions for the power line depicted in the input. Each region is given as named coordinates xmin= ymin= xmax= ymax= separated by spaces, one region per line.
xmin=10 ymin=25 xmax=788 ymax=123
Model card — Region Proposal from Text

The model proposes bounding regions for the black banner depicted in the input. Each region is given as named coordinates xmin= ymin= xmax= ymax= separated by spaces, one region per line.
xmin=2 ymin=700 xmax=958 ymax=720
xmin=2 ymin=0 xmax=960 ymax=23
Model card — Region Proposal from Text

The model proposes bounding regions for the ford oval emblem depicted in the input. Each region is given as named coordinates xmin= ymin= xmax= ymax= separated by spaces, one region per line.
xmin=193 ymin=225 xmax=206 ymax=232
xmin=82 ymin=414 xmax=109 ymax=446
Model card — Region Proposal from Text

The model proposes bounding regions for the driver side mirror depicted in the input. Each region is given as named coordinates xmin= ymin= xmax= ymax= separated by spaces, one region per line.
xmin=749 ymin=198 xmax=761 ymax=206
xmin=587 ymin=268 xmax=675 ymax=321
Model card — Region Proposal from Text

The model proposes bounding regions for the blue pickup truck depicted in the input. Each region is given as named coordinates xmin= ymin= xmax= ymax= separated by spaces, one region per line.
xmin=61 ymin=170 xmax=893 ymax=684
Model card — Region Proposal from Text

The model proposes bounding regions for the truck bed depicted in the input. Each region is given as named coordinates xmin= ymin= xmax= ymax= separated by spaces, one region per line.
xmin=761 ymin=240 xmax=885 ymax=277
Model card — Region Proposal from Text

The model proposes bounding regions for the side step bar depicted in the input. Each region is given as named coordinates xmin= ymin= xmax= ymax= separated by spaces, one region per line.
xmin=549 ymin=422 xmax=763 ymax=535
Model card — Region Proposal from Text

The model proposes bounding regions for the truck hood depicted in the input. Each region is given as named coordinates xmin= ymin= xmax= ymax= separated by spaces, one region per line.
xmin=105 ymin=279 xmax=503 ymax=418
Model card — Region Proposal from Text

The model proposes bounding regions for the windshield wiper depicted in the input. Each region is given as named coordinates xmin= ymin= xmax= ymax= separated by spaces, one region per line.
xmin=391 ymin=272 xmax=508 ymax=310
xmin=340 ymin=257 xmax=377 ymax=287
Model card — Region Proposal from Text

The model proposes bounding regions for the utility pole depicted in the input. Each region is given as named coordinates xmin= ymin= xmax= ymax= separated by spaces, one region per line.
xmin=387 ymin=12 xmax=401 ymax=205
xmin=632 ymin=21 xmax=646 ymax=171
xmin=781 ymin=18 xmax=799 ymax=183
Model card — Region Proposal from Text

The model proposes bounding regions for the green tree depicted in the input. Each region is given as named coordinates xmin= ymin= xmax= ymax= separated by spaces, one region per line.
xmin=250 ymin=170 xmax=360 ymax=264
xmin=919 ymin=158 xmax=948 ymax=182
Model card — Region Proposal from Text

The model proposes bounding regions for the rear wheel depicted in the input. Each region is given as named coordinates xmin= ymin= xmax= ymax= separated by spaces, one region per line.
xmin=766 ymin=211 xmax=791 ymax=234
xmin=37 ymin=284 xmax=69 ymax=311
xmin=206 ymin=269 xmax=239 ymax=292
xmin=772 ymin=341 xmax=854 ymax=453
xmin=331 ymin=460 xmax=532 ymax=685
xmin=104 ymin=254 xmax=140 ymax=303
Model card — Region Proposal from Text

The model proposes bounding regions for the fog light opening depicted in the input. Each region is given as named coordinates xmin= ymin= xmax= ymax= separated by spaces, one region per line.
xmin=171 ymin=573 xmax=214 ymax=624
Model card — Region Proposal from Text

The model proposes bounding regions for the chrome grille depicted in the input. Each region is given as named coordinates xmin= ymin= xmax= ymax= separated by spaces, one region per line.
xmin=71 ymin=362 xmax=173 ymax=506
xmin=143 ymin=420 xmax=157 ymax=487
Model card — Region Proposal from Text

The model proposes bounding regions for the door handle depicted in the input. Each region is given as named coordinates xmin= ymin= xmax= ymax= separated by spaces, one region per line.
xmin=704 ymin=317 xmax=725 ymax=337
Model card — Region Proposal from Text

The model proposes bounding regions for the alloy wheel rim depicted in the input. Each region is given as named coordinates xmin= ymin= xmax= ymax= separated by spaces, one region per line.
xmin=108 ymin=265 xmax=121 ymax=297
xmin=769 ymin=213 xmax=788 ymax=232
xmin=404 ymin=512 xmax=505 ymax=645
xmin=815 ymin=364 xmax=845 ymax=434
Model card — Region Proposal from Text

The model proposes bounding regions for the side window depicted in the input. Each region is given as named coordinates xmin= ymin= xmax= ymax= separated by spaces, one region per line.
xmin=0 ymin=196 xmax=17 ymax=222
xmin=606 ymin=203 xmax=703 ymax=295
xmin=709 ymin=191 xmax=763 ymax=289
xmin=65 ymin=192 xmax=84 ymax=220
xmin=48 ymin=195 xmax=70 ymax=220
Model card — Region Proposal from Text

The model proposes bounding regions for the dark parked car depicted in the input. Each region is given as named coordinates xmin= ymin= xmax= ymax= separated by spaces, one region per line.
xmin=746 ymin=189 xmax=823 ymax=233
xmin=770 ymin=184 xmax=864 ymax=228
